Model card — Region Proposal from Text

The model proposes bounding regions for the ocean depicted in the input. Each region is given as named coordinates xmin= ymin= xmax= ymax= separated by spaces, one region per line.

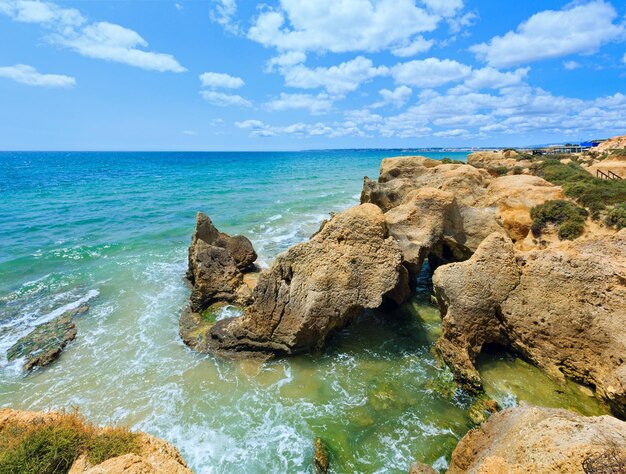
xmin=0 ymin=151 xmax=604 ymax=473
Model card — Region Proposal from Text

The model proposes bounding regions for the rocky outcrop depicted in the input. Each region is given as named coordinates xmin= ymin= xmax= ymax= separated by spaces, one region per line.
xmin=205 ymin=204 xmax=410 ymax=357
xmin=448 ymin=404 xmax=626 ymax=473
xmin=433 ymin=230 xmax=626 ymax=417
xmin=467 ymin=149 xmax=533 ymax=171
xmin=408 ymin=461 xmax=437 ymax=474
xmin=186 ymin=212 xmax=257 ymax=312
xmin=596 ymin=134 xmax=626 ymax=152
xmin=7 ymin=304 xmax=89 ymax=371
xmin=361 ymin=156 xmax=565 ymax=273
xmin=0 ymin=408 xmax=193 ymax=473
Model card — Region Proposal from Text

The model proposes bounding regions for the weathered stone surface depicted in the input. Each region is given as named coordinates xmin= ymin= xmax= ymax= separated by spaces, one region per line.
xmin=186 ymin=212 xmax=257 ymax=312
xmin=6 ymin=304 xmax=89 ymax=371
xmin=314 ymin=437 xmax=329 ymax=474
xmin=434 ymin=230 xmax=626 ymax=416
xmin=467 ymin=149 xmax=523 ymax=169
xmin=361 ymin=156 xmax=564 ymax=272
xmin=384 ymin=187 xmax=455 ymax=275
xmin=206 ymin=204 xmax=410 ymax=357
xmin=448 ymin=405 xmax=626 ymax=474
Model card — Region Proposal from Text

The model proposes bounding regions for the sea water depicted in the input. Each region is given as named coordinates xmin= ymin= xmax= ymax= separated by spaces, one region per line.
xmin=0 ymin=151 xmax=605 ymax=473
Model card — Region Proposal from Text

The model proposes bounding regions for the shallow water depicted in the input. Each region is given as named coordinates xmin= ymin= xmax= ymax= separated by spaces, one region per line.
xmin=0 ymin=151 xmax=607 ymax=473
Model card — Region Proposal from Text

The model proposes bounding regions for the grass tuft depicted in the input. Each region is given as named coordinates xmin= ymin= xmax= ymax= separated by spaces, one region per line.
xmin=0 ymin=410 xmax=140 ymax=474
xmin=531 ymin=200 xmax=587 ymax=240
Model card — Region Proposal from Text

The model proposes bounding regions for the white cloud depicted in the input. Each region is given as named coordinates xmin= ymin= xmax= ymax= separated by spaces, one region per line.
xmin=0 ymin=0 xmax=185 ymax=72
xmin=266 ymin=93 xmax=333 ymax=114
xmin=421 ymin=0 xmax=463 ymax=17
xmin=247 ymin=0 xmax=440 ymax=54
xmin=0 ymin=63 xmax=75 ymax=87
xmin=210 ymin=0 xmax=240 ymax=34
xmin=392 ymin=58 xmax=471 ymax=88
xmin=266 ymin=51 xmax=307 ymax=71
xmin=471 ymin=1 xmax=625 ymax=68
xmin=201 ymin=90 xmax=251 ymax=107
xmin=464 ymin=67 xmax=529 ymax=90
xmin=390 ymin=36 xmax=433 ymax=57
xmin=563 ymin=60 xmax=581 ymax=70
xmin=280 ymin=56 xmax=388 ymax=94
xmin=448 ymin=11 xmax=477 ymax=34
xmin=373 ymin=85 xmax=412 ymax=108
xmin=200 ymin=72 xmax=244 ymax=89
xmin=175 ymin=3 xmax=183 ymax=12
xmin=433 ymin=128 xmax=469 ymax=137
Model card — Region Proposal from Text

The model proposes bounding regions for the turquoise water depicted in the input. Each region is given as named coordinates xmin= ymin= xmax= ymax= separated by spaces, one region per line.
xmin=0 ymin=151 xmax=603 ymax=473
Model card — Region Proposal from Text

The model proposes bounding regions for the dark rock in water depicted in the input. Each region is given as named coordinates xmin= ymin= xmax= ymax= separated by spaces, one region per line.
xmin=186 ymin=212 xmax=257 ymax=312
xmin=6 ymin=304 xmax=88 ymax=371
xmin=408 ymin=461 xmax=437 ymax=474
xmin=206 ymin=204 xmax=410 ymax=358
xmin=468 ymin=395 xmax=500 ymax=425
xmin=314 ymin=437 xmax=329 ymax=474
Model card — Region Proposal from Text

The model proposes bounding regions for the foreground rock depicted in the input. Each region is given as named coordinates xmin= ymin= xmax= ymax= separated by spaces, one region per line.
xmin=433 ymin=230 xmax=626 ymax=417
xmin=186 ymin=212 xmax=257 ymax=312
xmin=206 ymin=204 xmax=410 ymax=357
xmin=361 ymin=156 xmax=565 ymax=272
xmin=7 ymin=304 xmax=89 ymax=371
xmin=0 ymin=408 xmax=193 ymax=473
xmin=448 ymin=405 xmax=626 ymax=473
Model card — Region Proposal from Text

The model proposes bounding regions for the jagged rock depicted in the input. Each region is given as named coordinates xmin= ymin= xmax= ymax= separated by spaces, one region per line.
xmin=384 ymin=187 xmax=455 ymax=275
xmin=6 ymin=304 xmax=89 ymax=371
xmin=186 ymin=212 xmax=257 ymax=312
xmin=467 ymin=149 xmax=523 ymax=169
xmin=206 ymin=204 xmax=410 ymax=357
xmin=433 ymin=230 xmax=626 ymax=417
xmin=448 ymin=405 xmax=626 ymax=473
xmin=362 ymin=157 xmax=491 ymax=212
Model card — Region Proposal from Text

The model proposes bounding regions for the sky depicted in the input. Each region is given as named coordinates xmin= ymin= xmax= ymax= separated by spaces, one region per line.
xmin=0 ymin=0 xmax=625 ymax=151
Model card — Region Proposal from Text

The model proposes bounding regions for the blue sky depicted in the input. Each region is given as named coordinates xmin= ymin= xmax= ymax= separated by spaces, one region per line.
xmin=0 ymin=0 xmax=625 ymax=150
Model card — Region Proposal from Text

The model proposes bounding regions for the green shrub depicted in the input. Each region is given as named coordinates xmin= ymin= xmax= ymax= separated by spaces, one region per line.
xmin=0 ymin=411 xmax=139 ymax=473
xmin=441 ymin=157 xmax=464 ymax=164
xmin=606 ymin=204 xmax=626 ymax=229
xmin=512 ymin=166 xmax=524 ymax=175
xmin=531 ymin=200 xmax=587 ymax=240
xmin=534 ymin=160 xmax=626 ymax=216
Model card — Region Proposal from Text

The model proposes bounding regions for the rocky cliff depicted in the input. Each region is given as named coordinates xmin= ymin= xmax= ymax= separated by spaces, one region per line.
xmin=448 ymin=404 xmax=626 ymax=473
xmin=434 ymin=230 xmax=626 ymax=417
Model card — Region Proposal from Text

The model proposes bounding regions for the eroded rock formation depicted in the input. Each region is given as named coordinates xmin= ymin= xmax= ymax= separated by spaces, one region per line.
xmin=186 ymin=212 xmax=257 ymax=311
xmin=361 ymin=156 xmax=565 ymax=273
xmin=448 ymin=404 xmax=626 ymax=473
xmin=433 ymin=230 xmax=626 ymax=417
xmin=206 ymin=204 xmax=410 ymax=357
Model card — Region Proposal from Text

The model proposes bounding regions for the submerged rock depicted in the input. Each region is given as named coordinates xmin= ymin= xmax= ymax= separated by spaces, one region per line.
xmin=314 ymin=437 xmax=329 ymax=474
xmin=448 ymin=404 xmax=626 ymax=473
xmin=6 ymin=304 xmax=89 ymax=371
xmin=186 ymin=212 xmax=257 ymax=312
xmin=206 ymin=204 xmax=410 ymax=357
xmin=408 ymin=461 xmax=437 ymax=474
xmin=434 ymin=230 xmax=626 ymax=417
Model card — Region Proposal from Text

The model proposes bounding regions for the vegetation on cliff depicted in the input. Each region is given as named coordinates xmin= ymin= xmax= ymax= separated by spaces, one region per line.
xmin=0 ymin=410 xmax=139 ymax=473
xmin=530 ymin=199 xmax=587 ymax=240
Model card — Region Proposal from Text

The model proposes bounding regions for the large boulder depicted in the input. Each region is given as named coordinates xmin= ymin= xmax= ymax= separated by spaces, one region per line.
xmin=186 ymin=212 xmax=257 ymax=312
xmin=449 ymin=405 xmax=626 ymax=473
xmin=206 ymin=204 xmax=410 ymax=357
xmin=433 ymin=230 xmax=626 ymax=417
xmin=467 ymin=149 xmax=521 ymax=169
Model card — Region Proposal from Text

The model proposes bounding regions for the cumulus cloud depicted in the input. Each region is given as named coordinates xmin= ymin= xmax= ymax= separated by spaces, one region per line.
xmin=390 ymin=36 xmax=434 ymax=57
xmin=470 ymin=1 xmax=625 ymax=68
xmin=199 ymin=72 xmax=244 ymax=89
xmin=0 ymin=63 xmax=75 ymax=87
xmin=563 ymin=61 xmax=581 ymax=70
xmin=209 ymin=0 xmax=240 ymax=34
xmin=266 ymin=51 xmax=307 ymax=71
xmin=392 ymin=58 xmax=471 ymax=88
xmin=421 ymin=0 xmax=463 ymax=17
xmin=201 ymin=90 xmax=251 ymax=107
xmin=247 ymin=0 xmax=440 ymax=54
xmin=266 ymin=93 xmax=333 ymax=114
xmin=0 ymin=0 xmax=185 ymax=72
xmin=373 ymin=85 xmax=412 ymax=108
xmin=279 ymin=56 xmax=388 ymax=94
xmin=464 ymin=67 xmax=529 ymax=90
